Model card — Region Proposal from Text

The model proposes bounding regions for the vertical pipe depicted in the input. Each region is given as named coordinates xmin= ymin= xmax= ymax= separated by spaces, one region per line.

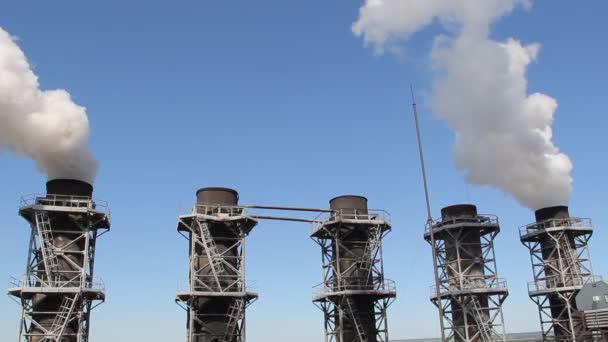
xmin=411 ymin=86 xmax=446 ymax=342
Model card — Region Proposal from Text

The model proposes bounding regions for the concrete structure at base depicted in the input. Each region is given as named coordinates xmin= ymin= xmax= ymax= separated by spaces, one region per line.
xmin=8 ymin=179 xmax=111 ymax=342
xmin=424 ymin=204 xmax=508 ymax=342
xmin=311 ymin=195 xmax=397 ymax=342
xmin=176 ymin=187 xmax=257 ymax=342
xmin=576 ymin=280 xmax=608 ymax=340
xmin=520 ymin=206 xmax=597 ymax=342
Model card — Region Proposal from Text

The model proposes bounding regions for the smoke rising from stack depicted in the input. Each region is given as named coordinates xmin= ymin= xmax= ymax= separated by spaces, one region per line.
xmin=352 ymin=0 xmax=572 ymax=210
xmin=0 ymin=27 xmax=97 ymax=183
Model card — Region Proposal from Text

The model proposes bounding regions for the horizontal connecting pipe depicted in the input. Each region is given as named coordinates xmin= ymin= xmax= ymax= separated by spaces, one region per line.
xmin=241 ymin=204 xmax=334 ymax=213
xmin=249 ymin=215 xmax=322 ymax=223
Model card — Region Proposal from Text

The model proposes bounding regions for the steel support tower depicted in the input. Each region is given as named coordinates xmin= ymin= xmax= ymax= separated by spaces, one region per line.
xmin=424 ymin=204 xmax=508 ymax=342
xmin=520 ymin=206 xmax=596 ymax=342
xmin=311 ymin=195 xmax=396 ymax=342
xmin=8 ymin=179 xmax=110 ymax=342
xmin=176 ymin=187 xmax=258 ymax=342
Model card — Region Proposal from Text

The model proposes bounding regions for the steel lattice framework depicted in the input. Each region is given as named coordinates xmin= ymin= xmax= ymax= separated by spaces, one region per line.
xmin=8 ymin=193 xmax=110 ymax=342
xmin=176 ymin=204 xmax=258 ymax=342
xmin=424 ymin=207 xmax=508 ymax=342
xmin=520 ymin=216 xmax=596 ymax=342
xmin=311 ymin=208 xmax=396 ymax=342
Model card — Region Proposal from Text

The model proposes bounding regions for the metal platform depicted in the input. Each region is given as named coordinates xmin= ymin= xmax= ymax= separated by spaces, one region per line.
xmin=177 ymin=204 xmax=257 ymax=234
xmin=310 ymin=209 xmax=392 ymax=238
xmin=519 ymin=218 xmax=593 ymax=242
xmin=176 ymin=291 xmax=258 ymax=301
xmin=312 ymin=280 xmax=397 ymax=303
xmin=431 ymin=278 xmax=509 ymax=300
xmin=526 ymin=277 xmax=597 ymax=297
xmin=423 ymin=215 xmax=500 ymax=240
xmin=19 ymin=194 xmax=111 ymax=230
xmin=9 ymin=287 xmax=105 ymax=301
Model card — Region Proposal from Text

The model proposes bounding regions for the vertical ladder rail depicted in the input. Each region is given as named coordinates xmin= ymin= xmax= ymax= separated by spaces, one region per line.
xmin=468 ymin=295 xmax=493 ymax=342
xmin=559 ymin=236 xmax=581 ymax=284
xmin=195 ymin=220 xmax=226 ymax=282
xmin=360 ymin=224 xmax=382 ymax=275
xmin=345 ymin=296 xmax=368 ymax=342
xmin=222 ymin=298 xmax=244 ymax=342
xmin=35 ymin=211 xmax=60 ymax=286
xmin=49 ymin=294 xmax=79 ymax=341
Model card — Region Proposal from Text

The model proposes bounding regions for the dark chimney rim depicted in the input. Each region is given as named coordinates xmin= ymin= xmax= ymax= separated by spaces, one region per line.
xmin=440 ymin=204 xmax=478 ymax=220
xmin=46 ymin=179 xmax=94 ymax=197
xmin=196 ymin=187 xmax=239 ymax=198
xmin=329 ymin=195 xmax=368 ymax=203
xmin=535 ymin=205 xmax=570 ymax=222
xmin=47 ymin=178 xmax=93 ymax=186
xmin=441 ymin=203 xmax=477 ymax=209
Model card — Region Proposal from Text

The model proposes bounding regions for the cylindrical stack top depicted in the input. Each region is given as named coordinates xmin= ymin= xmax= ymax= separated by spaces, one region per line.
xmin=46 ymin=179 xmax=94 ymax=197
xmin=330 ymin=195 xmax=368 ymax=210
xmin=441 ymin=204 xmax=478 ymax=221
xmin=535 ymin=205 xmax=570 ymax=222
xmin=196 ymin=187 xmax=239 ymax=205
xmin=330 ymin=195 xmax=368 ymax=220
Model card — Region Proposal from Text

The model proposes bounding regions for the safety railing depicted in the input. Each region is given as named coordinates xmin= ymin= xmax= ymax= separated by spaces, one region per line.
xmin=177 ymin=279 xmax=257 ymax=294
xmin=20 ymin=193 xmax=110 ymax=214
xmin=9 ymin=275 xmax=106 ymax=292
xmin=425 ymin=214 xmax=499 ymax=234
xmin=431 ymin=277 xmax=508 ymax=297
xmin=192 ymin=205 xmax=248 ymax=218
xmin=519 ymin=217 xmax=593 ymax=237
xmin=310 ymin=209 xmax=391 ymax=234
xmin=313 ymin=278 xmax=396 ymax=296
xmin=191 ymin=334 xmax=235 ymax=340
xmin=528 ymin=275 xmax=601 ymax=293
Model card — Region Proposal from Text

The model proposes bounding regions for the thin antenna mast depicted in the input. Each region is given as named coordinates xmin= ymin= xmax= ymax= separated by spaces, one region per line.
xmin=410 ymin=85 xmax=446 ymax=342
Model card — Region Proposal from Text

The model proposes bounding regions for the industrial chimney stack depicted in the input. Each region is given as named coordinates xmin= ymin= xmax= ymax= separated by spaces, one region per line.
xmin=424 ymin=204 xmax=508 ymax=342
xmin=520 ymin=205 xmax=596 ymax=341
xmin=311 ymin=195 xmax=396 ymax=342
xmin=176 ymin=187 xmax=258 ymax=342
xmin=8 ymin=179 xmax=111 ymax=342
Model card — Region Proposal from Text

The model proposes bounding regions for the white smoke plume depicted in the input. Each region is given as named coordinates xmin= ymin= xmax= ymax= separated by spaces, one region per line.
xmin=353 ymin=0 xmax=572 ymax=210
xmin=0 ymin=27 xmax=97 ymax=183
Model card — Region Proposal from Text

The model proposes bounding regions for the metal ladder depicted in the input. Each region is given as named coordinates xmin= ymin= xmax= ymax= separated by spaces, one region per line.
xmin=359 ymin=224 xmax=382 ymax=274
xmin=345 ymin=296 xmax=368 ymax=342
xmin=195 ymin=220 xmax=226 ymax=276
xmin=35 ymin=211 xmax=60 ymax=286
xmin=48 ymin=294 xmax=79 ymax=341
xmin=559 ymin=237 xmax=581 ymax=283
xmin=222 ymin=299 xmax=244 ymax=342
xmin=468 ymin=295 xmax=493 ymax=342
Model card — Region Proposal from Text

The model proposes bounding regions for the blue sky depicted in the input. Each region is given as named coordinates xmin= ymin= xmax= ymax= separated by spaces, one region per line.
xmin=0 ymin=1 xmax=607 ymax=341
